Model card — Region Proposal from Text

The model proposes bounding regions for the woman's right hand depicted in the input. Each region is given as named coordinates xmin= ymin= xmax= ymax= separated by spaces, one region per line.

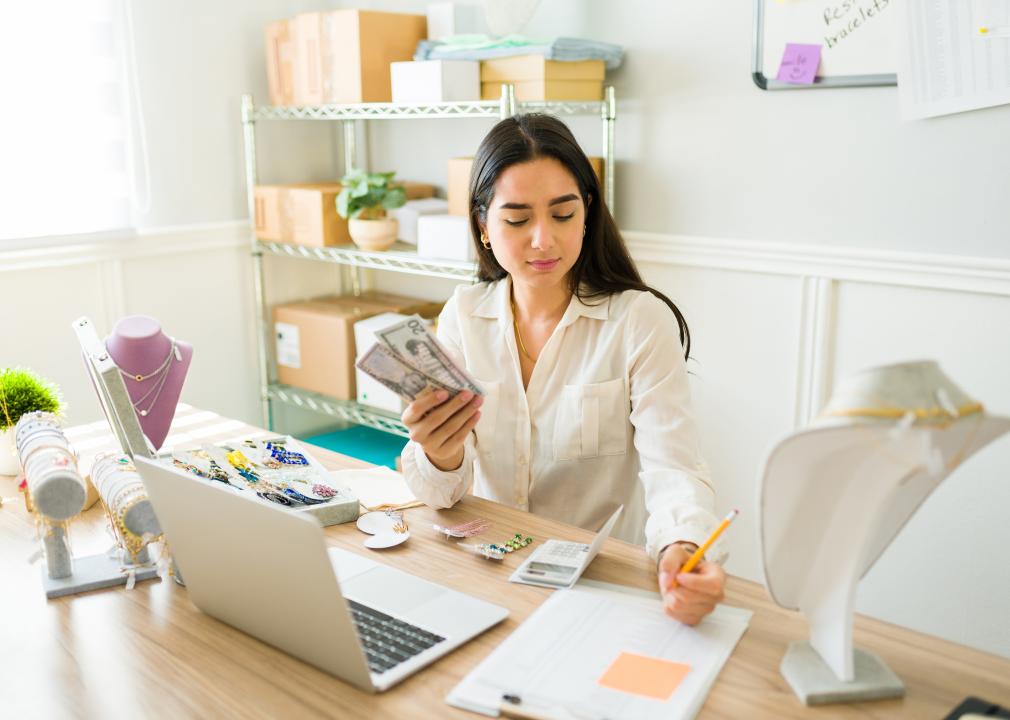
xmin=402 ymin=389 xmax=483 ymax=471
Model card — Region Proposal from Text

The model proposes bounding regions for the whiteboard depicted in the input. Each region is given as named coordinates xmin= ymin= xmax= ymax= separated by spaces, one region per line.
xmin=753 ymin=0 xmax=898 ymax=89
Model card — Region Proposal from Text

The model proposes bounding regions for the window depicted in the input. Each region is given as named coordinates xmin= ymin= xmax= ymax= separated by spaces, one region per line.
xmin=0 ymin=1 xmax=135 ymax=243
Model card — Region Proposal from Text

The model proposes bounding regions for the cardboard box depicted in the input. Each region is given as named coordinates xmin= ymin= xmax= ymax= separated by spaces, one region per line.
xmin=254 ymin=185 xmax=284 ymax=241
xmin=333 ymin=291 xmax=444 ymax=319
xmin=397 ymin=181 xmax=436 ymax=200
xmin=291 ymin=13 xmax=327 ymax=106
xmin=274 ymin=294 xmax=443 ymax=400
xmin=417 ymin=215 xmax=474 ymax=262
xmin=481 ymin=80 xmax=603 ymax=101
xmin=265 ymin=20 xmax=294 ymax=106
xmin=320 ymin=10 xmax=427 ymax=104
xmin=274 ymin=300 xmax=374 ymax=400
xmin=354 ymin=312 xmax=410 ymax=415
xmin=447 ymin=157 xmax=603 ymax=217
xmin=389 ymin=198 xmax=450 ymax=245
xmin=391 ymin=60 xmax=480 ymax=104
xmin=480 ymin=56 xmax=605 ymax=101
xmin=281 ymin=183 xmax=349 ymax=247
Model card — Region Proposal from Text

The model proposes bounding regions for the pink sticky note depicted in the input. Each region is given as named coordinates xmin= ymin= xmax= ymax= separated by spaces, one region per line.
xmin=776 ymin=43 xmax=821 ymax=84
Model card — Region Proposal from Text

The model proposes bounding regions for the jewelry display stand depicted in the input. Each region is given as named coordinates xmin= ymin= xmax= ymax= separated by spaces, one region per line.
xmin=16 ymin=411 xmax=159 ymax=599
xmin=758 ymin=361 xmax=1010 ymax=705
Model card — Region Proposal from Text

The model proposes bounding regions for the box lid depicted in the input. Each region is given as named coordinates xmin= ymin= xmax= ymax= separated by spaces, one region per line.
xmin=274 ymin=300 xmax=373 ymax=320
xmin=480 ymin=55 xmax=605 ymax=82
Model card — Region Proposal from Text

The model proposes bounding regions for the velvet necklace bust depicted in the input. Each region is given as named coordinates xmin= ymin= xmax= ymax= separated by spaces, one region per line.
xmin=105 ymin=316 xmax=193 ymax=450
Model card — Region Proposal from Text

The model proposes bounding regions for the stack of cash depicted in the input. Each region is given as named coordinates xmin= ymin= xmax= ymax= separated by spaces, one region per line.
xmin=355 ymin=315 xmax=484 ymax=405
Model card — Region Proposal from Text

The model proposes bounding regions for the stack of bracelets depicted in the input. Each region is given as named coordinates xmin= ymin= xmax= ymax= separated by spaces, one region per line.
xmin=91 ymin=453 xmax=164 ymax=564
xmin=14 ymin=411 xmax=89 ymax=580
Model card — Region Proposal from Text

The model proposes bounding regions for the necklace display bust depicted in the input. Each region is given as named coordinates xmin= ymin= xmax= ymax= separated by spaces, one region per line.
xmin=105 ymin=316 xmax=193 ymax=450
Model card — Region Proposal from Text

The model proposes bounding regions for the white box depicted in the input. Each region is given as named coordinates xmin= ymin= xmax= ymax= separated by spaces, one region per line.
xmin=417 ymin=215 xmax=475 ymax=262
xmin=390 ymin=60 xmax=480 ymax=104
xmin=354 ymin=312 xmax=409 ymax=415
xmin=389 ymin=198 xmax=450 ymax=245
xmin=426 ymin=2 xmax=484 ymax=41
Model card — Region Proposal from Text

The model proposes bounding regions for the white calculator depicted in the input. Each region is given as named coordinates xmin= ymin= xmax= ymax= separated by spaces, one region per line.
xmin=511 ymin=506 xmax=623 ymax=589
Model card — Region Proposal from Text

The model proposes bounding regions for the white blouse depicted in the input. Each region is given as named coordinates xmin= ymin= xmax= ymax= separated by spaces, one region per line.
xmin=401 ymin=277 xmax=722 ymax=562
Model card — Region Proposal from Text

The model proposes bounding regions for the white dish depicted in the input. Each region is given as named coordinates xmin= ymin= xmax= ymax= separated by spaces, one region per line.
xmin=356 ymin=511 xmax=398 ymax=535
xmin=364 ymin=531 xmax=410 ymax=549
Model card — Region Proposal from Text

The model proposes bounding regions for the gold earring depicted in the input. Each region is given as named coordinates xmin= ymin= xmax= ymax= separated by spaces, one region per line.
xmin=583 ymin=225 xmax=587 ymax=237
xmin=481 ymin=234 xmax=491 ymax=249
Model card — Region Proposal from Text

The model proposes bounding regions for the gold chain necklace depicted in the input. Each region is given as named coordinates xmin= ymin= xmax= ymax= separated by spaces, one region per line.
xmin=510 ymin=294 xmax=534 ymax=360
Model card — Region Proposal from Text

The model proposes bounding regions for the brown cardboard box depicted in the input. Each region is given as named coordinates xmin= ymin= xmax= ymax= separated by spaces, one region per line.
xmin=281 ymin=183 xmax=349 ymax=247
xmin=265 ymin=20 xmax=294 ymax=106
xmin=274 ymin=294 xmax=444 ymax=399
xmin=254 ymin=185 xmax=285 ymax=241
xmin=396 ymin=181 xmax=436 ymax=200
xmin=346 ymin=291 xmax=444 ymax=319
xmin=274 ymin=300 xmax=370 ymax=400
xmin=480 ymin=56 xmax=605 ymax=101
xmin=481 ymin=80 xmax=603 ymax=101
xmin=291 ymin=13 xmax=327 ymax=106
xmin=320 ymin=10 xmax=427 ymax=104
xmin=447 ymin=156 xmax=603 ymax=216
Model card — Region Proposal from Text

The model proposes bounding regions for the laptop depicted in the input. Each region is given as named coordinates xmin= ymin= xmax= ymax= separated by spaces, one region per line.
xmin=134 ymin=456 xmax=508 ymax=692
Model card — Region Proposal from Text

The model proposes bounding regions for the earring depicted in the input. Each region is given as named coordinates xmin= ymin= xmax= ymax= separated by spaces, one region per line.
xmin=583 ymin=225 xmax=587 ymax=237
xmin=481 ymin=233 xmax=491 ymax=249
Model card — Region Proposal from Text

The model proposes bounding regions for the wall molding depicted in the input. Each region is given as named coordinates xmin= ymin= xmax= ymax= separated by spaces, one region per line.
xmin=625 ymin=231 xmax=1010 ymax=297
xmin=0 ymin=221 xmax=249 ymax=273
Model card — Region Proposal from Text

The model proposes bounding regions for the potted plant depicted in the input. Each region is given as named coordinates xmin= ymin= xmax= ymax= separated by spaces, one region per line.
xmin=0 ymin=367 xmax=63 ymax=476
xmin=336 ymin=169 xmax=407 ymax=251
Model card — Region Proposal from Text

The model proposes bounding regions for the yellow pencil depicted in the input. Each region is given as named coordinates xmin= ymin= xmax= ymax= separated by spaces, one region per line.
xmin=676 ymin=509 xmax=739 ymax=582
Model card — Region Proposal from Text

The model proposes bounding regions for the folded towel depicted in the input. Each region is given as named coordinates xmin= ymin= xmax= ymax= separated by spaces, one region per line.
xmin=414 ymin=35 xmax=624 ymax=70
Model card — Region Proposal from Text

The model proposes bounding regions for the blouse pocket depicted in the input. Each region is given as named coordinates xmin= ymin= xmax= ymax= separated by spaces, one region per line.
xmin=472 ymin=379 xmax=500 ymax=455
xmin=553 ymin=377 xmax=629 ymax=461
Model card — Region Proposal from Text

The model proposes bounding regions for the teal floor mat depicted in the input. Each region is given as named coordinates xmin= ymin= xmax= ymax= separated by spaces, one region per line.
xmin=301 ymin=425 xmax=407 ymax=470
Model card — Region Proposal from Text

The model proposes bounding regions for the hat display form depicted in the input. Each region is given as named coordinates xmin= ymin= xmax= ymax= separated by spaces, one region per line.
xmin=758 ymin=360 xmax=1010 ymax=705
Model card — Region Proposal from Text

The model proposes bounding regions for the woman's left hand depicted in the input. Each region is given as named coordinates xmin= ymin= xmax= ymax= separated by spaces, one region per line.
xmin=657 ymin=543 xmax=726 ymax=626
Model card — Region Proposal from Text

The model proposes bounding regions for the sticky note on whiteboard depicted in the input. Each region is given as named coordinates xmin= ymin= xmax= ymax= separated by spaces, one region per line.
xmin=776 ymin=43 xmax=822 ymax=84
xmin=597 ymin=651 xmax=692 ymax=701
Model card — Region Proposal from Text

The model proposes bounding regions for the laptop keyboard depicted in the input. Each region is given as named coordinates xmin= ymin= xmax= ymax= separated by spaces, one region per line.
xmin=346 ymin=599 xmax=446 ymax=674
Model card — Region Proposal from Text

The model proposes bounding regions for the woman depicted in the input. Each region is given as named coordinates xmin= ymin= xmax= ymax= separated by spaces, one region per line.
xmin=400 ymin=114 xmax=725 ymax=625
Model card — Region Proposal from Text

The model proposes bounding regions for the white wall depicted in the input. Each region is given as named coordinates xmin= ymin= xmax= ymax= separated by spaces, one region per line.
xmin=5 ymin=0 xmax=1009 ymax=660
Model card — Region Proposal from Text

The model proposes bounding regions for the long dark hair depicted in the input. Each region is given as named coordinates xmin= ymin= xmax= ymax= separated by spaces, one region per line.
xmin=468 ymin=113 xmax=691 ymax=360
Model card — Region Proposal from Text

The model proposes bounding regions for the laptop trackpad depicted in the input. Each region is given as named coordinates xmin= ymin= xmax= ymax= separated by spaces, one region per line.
xmin=341 ymin=566 xmax=447 ymax=616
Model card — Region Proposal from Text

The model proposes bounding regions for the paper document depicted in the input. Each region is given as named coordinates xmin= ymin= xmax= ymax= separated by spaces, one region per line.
xmin=447 ymin=583 xmax=752 ymax=720
xmin=898 ymin=0 xmax=1010 ymax=119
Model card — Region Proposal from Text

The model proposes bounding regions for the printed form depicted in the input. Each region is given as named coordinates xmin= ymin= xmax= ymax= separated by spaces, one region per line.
xmin=447 ymin=583 xmax=751 ymax=720
xmin=898 ymin=0 xmax=1010 ymax=119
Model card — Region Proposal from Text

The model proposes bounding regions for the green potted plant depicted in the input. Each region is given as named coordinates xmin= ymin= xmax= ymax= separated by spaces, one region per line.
xmin=0 ymin=367 xmax=63 ymax=476
xmin=336 ymin=168 xmax=407 ymax=251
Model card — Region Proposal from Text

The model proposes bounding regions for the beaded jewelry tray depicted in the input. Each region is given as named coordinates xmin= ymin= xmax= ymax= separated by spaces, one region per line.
xmin=169 ymin=436 xmax=359 ymax=527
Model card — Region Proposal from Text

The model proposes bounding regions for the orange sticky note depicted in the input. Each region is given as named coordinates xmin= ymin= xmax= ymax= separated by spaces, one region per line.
xmin=597 ymin=651 xmax=691 ymax=701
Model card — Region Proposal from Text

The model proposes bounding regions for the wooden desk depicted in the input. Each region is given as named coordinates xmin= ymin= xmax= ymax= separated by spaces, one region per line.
xmin=1 ymin=408 xmax=1007 ymax=719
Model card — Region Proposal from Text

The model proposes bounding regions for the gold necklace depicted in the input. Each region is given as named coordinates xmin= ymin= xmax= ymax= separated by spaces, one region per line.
xmin=510 ymin=295 xmax=534 ymax=360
